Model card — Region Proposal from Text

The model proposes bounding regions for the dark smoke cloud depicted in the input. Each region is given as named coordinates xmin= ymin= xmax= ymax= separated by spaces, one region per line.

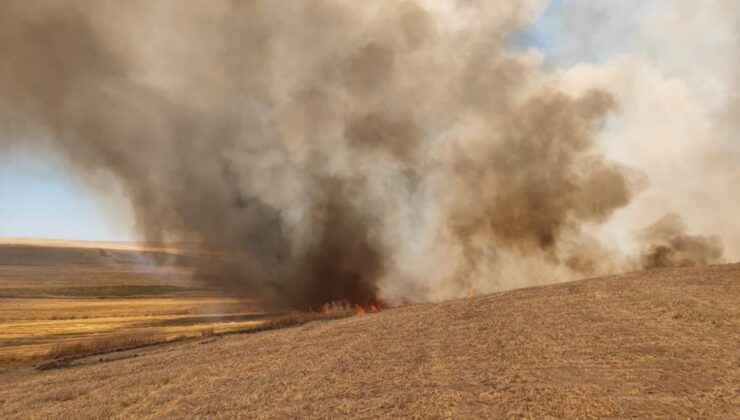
xmin=639 ymin=214 xmax=724 ymax=269
xmin=0 ymin=0 xmax=655 ymax=308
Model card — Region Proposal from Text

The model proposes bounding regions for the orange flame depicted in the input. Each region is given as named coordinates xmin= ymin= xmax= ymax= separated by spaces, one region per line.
xmin=318 ymin=301 xmax=381 ymax=316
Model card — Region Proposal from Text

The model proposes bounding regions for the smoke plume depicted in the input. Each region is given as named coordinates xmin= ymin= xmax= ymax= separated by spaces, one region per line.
xmin=639 ymin=214 xmax=724 ymax=269
xmin=554 ymin=0 xmax=740 ymax=263
xmin=0 ymin=1 xmax=733 ymax=308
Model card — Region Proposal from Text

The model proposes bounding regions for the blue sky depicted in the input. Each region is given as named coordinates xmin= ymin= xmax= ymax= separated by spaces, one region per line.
xmin=0 ymin=154 xmax=133 ymax=241
xmin=0 ymin=1 xmax=564 ymax=241
xmin=509 ymin=0 xmax=563 ymax=55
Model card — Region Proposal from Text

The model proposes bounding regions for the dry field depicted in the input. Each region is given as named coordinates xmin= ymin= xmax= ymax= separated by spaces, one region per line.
xmin=0 ymin=241 xmax=274 ymax=365
xmin=0 ymin=259 xmax=738 ymax=418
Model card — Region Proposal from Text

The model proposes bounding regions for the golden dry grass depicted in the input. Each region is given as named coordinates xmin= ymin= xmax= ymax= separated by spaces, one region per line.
xmin=0 ymin=294 xmax=270 ymax=363
xmin=0 ymin=243 xmax=272 ymax=364
xmin=44 ymin=333 xmax=173 ymax=360
xmin=0 ymin=263 xmax=738 ymax=418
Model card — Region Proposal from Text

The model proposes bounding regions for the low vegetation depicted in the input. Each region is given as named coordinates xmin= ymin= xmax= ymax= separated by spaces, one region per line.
xmin=256 ymin=302 xmax=356 ymax=331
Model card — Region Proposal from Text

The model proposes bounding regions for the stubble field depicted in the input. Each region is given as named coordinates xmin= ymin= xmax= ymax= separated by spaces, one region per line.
xmin=0 ymin=240 xmax=737 ymax=418
xmin=0 ymin=240 xmax=273 ymax=365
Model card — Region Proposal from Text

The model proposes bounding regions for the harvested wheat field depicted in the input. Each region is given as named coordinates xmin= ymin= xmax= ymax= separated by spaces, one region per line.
xmin=1 ymin=264 xmax=738 ymax=418
xmin=0 ymin=241 xmax=276 ymax=364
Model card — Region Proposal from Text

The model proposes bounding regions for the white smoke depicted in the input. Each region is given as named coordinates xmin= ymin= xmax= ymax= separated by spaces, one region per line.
xmin=548 ymin=0 xmax=740 ymax=261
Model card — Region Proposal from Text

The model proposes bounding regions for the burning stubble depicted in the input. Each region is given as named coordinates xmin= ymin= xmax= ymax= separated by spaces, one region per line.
xmin=0 ymin=1 xmax=728 ymax=308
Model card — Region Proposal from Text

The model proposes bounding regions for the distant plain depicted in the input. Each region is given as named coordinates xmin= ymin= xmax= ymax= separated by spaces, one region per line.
xmin=0 ymin=240 xmax=271 ymax=364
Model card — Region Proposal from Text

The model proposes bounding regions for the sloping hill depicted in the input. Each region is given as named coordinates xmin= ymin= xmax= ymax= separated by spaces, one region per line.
xmin=1 ymin=264 xmax=738 ymax=418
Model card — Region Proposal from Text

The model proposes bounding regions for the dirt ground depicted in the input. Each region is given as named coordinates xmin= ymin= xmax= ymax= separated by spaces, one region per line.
xmin=0 ymin=263 xmax=737 ymax=418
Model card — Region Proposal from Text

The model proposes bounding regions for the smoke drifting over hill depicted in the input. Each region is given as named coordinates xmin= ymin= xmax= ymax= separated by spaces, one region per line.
xmin=0 ymin=1 xmax=735 ymax=308
xmin=639 ymin=214 xmax=724 ymax=269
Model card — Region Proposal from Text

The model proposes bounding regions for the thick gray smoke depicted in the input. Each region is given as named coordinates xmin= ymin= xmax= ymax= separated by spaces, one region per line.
xmin=0 ymin=1 xmax=725 ymax=308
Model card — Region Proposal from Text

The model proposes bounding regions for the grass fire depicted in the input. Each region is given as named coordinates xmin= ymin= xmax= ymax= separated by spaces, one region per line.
xmin=0 ymin=0 xmax=739 ymax=418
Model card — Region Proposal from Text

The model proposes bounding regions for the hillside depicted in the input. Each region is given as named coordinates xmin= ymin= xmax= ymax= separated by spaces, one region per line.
xmin=1 ymin=264 xmax=738 ymax=418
